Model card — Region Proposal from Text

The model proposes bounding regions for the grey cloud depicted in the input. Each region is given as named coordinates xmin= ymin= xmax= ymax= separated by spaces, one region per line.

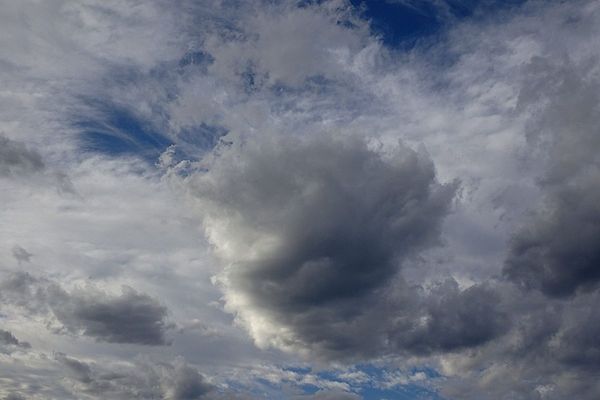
xmin=192 ymin=134 xmax=507 ymax=358
xmin=0 ymin=135 xmax=44 ymax=177
xmin=12 ymin=246 xmax=33 ymax=264
xmin=0 ymin=135 xmax=74 ymax=193
xmin=0 ymin=329 xmax=31 ymax=352
xmin=439 ymin=289 xmax=600 ymax=400
xmin=3 ymin=394 xmax=26 ymax=400
xmin=52 ymin=286 xmax=172 ymax=346
xmin=442 ymin=54 xmax=600 ymax=397
xmin=293 ymin=391 xmax=360 ymax=400
xmin=550 ymin=292 xmax=600 ymax=369
xmin=55 ymin=353 xmax=162 ymax=399
xmin=504 ymin=56 xmax=600 ymax=298
xmin=0 ymin=329 xmax=25 ymax=346
xmin=167 ymin=359 xmax=215 ymax=400
xmin=3 ymin=0 xmax=600 ymax=399
xmin=56 ymin=352 xmax=94 ymax=384
xmin=455 ymin=5 xmax=600 ymax=396
xmin=54 ymin=353 xmax=215 ymax=400
xmin=393 ymin=281 xmax=509 ymax=355
xmin=504 ymin=177 xmax=600 ymax=297
xmin=0 ymin=272 xmax=171 ymax=345
xmin=0 ymin=271 xmax=40 ymax=311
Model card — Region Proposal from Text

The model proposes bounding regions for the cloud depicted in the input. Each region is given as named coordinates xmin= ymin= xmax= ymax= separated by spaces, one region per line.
xmin=293 ymin=391 xmax=361 ymax=400
xmin=54 ymin=353 xmax=215 ymax=400
xmin=0 ymin=329 xmax=31 ymax=353
xmin=0 ymin=135 xmax=44 ymax=177
xmin=11 ymin=246 xmax=33 ymax=264
xmin=167 ymin=359 xmax=215 ymax=400
xmin=504 ymin=43 xmax=600 ymax=298
xmin=55 ymin=286 xmax=172 ymax=345
xmin=187 ymin=132 xmax=513 ymax=359
xmin=56 ymin=352 xmax=94 ymax=384
xmin=392 ymin=280 xmax=509 ymax=354
xmin=3 ymin=394 xmax=26 ymax=400
xmin=553 ymin=297 xmax=600 ymax=369
xmin=0 ymin=272 xmax=171 ymax=345
xmin=504 ymin=176 xmax=600 ymax=297
xmin=1 ymin=0 xmax=600 ymax=398
xmin=437 ymin=287 xmax=600 ymax=400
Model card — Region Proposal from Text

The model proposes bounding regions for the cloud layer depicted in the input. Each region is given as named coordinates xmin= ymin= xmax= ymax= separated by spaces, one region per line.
xmin=1 ymin=0 xmax=600 ymax=399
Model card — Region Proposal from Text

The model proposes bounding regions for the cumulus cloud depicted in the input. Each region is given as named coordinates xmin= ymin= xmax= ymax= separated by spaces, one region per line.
xmin=0 ymin=272 xmax=171 ymax=345
xmin=188 ymin=132 xmax=512 ymax=359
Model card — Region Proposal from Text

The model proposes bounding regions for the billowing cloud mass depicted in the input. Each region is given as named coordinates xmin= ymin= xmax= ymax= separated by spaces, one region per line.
xmin=0 ymin=272 xmax=171 ymax=345
xmin=1 ymin=0 xmax=600 ymax=399
xmin=504 ymin=57 xmax=600 ymax=298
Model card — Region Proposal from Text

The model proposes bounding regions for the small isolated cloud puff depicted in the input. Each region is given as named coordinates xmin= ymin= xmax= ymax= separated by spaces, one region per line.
xmin=191 ymin=133 xmax=460 ymax=358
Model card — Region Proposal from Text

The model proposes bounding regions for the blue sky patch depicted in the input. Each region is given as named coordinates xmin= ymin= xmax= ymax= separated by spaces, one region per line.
xmin=351 ymin=0 xmax=527 ymax=48
xmin=75 ymin=101 xmax=172 ymax=162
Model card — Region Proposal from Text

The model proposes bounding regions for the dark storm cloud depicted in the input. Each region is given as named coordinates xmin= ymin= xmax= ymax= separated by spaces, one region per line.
xmin=504 ymin=57 xmax=600 ymax=298
xmin=0 ymin=135 xmax=44 ymax=177
xmin=194 ymin=134 xmax=506 ymax=358
xmin=0 ymin=272 xmax=171 ymax=345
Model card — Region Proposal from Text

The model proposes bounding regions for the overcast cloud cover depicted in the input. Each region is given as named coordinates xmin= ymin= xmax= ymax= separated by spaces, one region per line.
xmin=1 ymin=0 xmax=600 ymax=399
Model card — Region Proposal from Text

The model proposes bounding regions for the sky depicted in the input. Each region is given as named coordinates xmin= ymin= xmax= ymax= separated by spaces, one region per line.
xmin=1 ymin=0 xmax=599 ymax=399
